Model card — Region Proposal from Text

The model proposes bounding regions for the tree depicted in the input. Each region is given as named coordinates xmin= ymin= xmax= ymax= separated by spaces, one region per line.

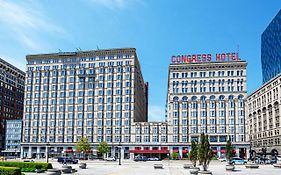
xmin=171 ymin=152 xmax=179 ymax=160
xmin=97 ymin=141 xmax=110 ymax=159
xmin=226 ymin=140 xmax=235 ymax=162
xmin=198 ymin=133 xmax=212 ymax=171
xmin=76 ymin=137 xmax=91 ymax=159
xmin=189 ymin=140 xmax=198 ymax=167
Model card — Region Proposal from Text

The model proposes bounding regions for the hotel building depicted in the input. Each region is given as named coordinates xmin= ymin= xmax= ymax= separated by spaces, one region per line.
xmin=166 ymin=60 xmax=248 ymax=158
xmin=21 ymin=48 xmax=148 ymax=159
xmin=0 ymin=58 xmax=25 ymax=150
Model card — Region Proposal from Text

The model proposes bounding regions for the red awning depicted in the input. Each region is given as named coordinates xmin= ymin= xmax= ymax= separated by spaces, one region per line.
xmin=172 ymin=150 xmax=179 ymax=153
xmin=220 ymin=150 xmax=226 ymax=153
xmin=182 ymin=150 xmax=189 ymax=153
xmin=75 ymin=150 xmax=92 ymax=153
xmin=65 ymin=149 xmax=73 ymax=153
xmin=212 ymin=150 xmax=218 ymax=153
xmin=129 ymin=150 xmax=169 ymax=154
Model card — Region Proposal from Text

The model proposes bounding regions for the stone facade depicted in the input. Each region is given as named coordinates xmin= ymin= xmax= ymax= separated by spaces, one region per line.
xmin=21 ymin=48 xmax=148 ymax=158
xmin=247 ymin=73 xmax=281 ymax=155
xmin=166 ymin=61 xmax=249 ymax=158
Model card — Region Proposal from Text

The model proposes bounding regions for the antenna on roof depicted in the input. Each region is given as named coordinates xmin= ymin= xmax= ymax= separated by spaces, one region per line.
xmin=76 ymin=48 xmax=82 ymax=52
xmin=237 ymin=44 xmax=240 ymax=54
xmin=58 ymin=49 xmax=62 ymax=53
xmin=96 ymin=45 xmax=100 ymax=50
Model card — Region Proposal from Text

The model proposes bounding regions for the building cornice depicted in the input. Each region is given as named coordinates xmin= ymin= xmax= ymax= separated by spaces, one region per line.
xmin=247 ymin=73 xmax=281 ymax=100
xmin=26 ymin=48 xmax=136 ymax=61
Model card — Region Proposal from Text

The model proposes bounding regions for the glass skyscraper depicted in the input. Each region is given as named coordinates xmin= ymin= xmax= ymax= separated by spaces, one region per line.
xmin=261 ymin=10 xmax=281 ymax=83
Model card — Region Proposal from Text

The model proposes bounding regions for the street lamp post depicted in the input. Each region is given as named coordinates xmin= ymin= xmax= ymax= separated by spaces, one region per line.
xmin=118 ymin=142 xmax=121 ymax=165
xmin=46 ymin=142 xmax=50 ymax=163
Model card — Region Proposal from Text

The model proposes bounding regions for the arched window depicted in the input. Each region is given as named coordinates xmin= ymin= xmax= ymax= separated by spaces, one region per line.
xmin=200 ymin=96 xmax=206 ymax=101
xmin=228 ymin=95 xmax=234 ymax=100
xmin=191 ymin=96 xmax=197 ymax=101
xmin=191 ymin=96 xmax=198 ymax=109
xmin=210 ymin=95 xmax=216 ymax=101
xmin=238 ymin=95 xmax=244 ymax=100
xmin=173 ymin=96 xmax=179 ymax=102
xmin=182 ymin=96 xmax=188 ymax=101
xmin=173 ymin=96 xmax=179 ymax=110
xmin=182 ymin=96 xmax=188 ymax=110
xmin=201 ymin=96 xmax=207 ymax=109
xmin=219 ymin=95 xmax=225 ymax=109
xmin=219 ymin=95 xmax=225 ymax=100
xmin=238 ymin=95 xmax=244 ymax=108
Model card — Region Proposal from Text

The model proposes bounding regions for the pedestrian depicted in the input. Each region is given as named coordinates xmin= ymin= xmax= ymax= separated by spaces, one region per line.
xmin=63 ymin=158 xmax=67 ymax=165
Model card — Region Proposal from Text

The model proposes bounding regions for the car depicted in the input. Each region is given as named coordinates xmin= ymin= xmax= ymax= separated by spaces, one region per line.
xmin=57 ymin=157 xmax=78 ymax=164
xmin=230 ymin=157 xmax=247 ymax=165
xmin=270 ymin=158 xmax=277 ymax=164
xmin=105 ymin=157 xmax=116 ymax=161
xmin=134 ymin=156 xmax=148 ymax=161
xmin=147 ymin=157 xmax=159 ymax=161
xmin=219 ymin=157 xmax=227 ymax=162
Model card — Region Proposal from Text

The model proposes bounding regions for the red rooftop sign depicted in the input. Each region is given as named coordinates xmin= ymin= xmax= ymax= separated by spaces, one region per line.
xmin=171 ymin=52 xmax=241 ymax=64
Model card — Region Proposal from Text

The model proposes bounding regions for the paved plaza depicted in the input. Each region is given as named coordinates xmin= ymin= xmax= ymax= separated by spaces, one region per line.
xmin=23 ymin=159 xmax=281 ymax=175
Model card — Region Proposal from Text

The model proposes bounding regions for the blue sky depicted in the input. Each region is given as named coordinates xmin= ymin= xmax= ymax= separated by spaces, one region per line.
xmin=0 ymin=0 xmax=280 ymax=121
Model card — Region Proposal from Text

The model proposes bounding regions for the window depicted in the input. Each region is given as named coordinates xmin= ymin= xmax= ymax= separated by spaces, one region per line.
xmin=210 ymin=136 xmax=217 ymax=142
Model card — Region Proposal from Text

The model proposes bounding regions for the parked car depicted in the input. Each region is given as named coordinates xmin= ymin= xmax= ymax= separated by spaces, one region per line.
xmin=105 ymin=157 xmax=116 ymax=161
xmin=219 ymin=157 xmax=227 ymax=162
xmin=230 ymin=157 xmax=247 ymax=164
xmin=147 ymin=157 xmax=159 ymax=161
xmin=57 ymin=157 xmax=78 ymax=164
xmin=134 ymin=156 xmax=148 ymax=161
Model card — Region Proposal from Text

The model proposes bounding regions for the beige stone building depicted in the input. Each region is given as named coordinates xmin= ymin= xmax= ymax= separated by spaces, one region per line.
xmin=247 ymin=73 xmax=281 ymax=155
xmin=21 ymin=48 xmax=148 ymax=159
xmin=166 ymin=60 xmax=249 ymax=158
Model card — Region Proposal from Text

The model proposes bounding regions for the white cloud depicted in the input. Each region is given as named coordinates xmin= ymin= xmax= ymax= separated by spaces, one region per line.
xmin=0 ymin=0 xmax=65 ymax=51
xmin=148 ymin=105 xmax=166 ymax=122
xmin=88 ymin=0 xmax=143 ymax=10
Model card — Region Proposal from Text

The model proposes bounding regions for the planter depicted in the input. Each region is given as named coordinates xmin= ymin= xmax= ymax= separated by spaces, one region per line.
xmin=225 ymin=164 xmax=235 ymax=171
xmin=46 ymin=169 xmax=62 ymax=175
xmin=79 ymin=163 xmax=87 ymax=169
xmin=245 ymin=163 xmax=259 ymax=169
xmin=35 ymin=169 xmax=43 ymax=173
xmin=61 ymin=165 xmax=72 ymax=173
xmin=273 ymin=164 xmax=281 ymax=168
xmin=190 ymin=167 xmax=200 ymax=175
xmin=198 ymin=170 xmax=212 ymax=174
xmin=183 ymin=163 xmax=193 ymax=169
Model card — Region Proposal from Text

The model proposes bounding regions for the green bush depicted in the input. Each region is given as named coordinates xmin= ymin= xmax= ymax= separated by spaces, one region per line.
xmin=0 ymin=162 xmax=52 ymax=172
xmin=35 ymin=164 xmax=43 ymax=170
xmin=171 ymin=152 xmax=179 ymax=160
xmin=21 ymin=168 xmax=35 ymax=172
xmin=0 ymin=166 xmax=21 ymax=175
xmin=212 ymin=155 xmax=218 ymax=160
